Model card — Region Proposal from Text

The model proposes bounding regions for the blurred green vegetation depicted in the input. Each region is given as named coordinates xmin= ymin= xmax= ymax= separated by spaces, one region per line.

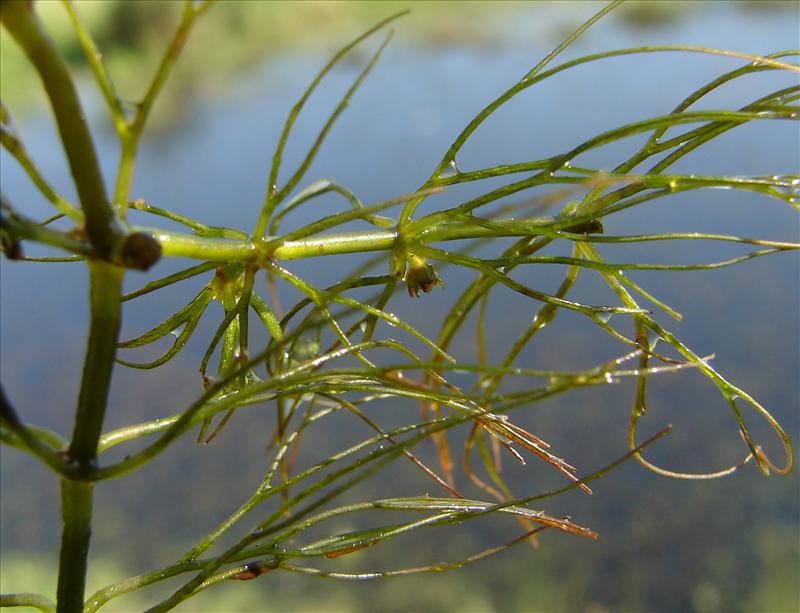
xmin=3 ymin=521 xmax=798 ymax=613
xmin=1 ymin=0 xmax=525 ymax=126
xmin=3 ymin=0 xmax=794 ymax=127
xmin=0 ymin=0 xmax=721 ymax=128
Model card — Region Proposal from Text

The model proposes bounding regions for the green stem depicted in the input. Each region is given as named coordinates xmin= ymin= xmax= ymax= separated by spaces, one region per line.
xmin=1 ymin=1 xmax=115 ymax=256
xmin=112 ymin=140 xmax=137 ymax=211
xmin=0 ymin=386 xmax=72 ymax=476
xmin=0 ymin=593 xmax=56 ymax=613
xmin=60 ymin=0 xmax=126 ymax=135
xmin=0 ymin=121 xmax=83 ymax=222
xmin=140 ymin=222 xmax=587 ymax=263
xmin=54 ymin=261 xmax=122 ymax=609
xmin=123 ymin=211 xmax=800 ymax=264
xmin=70 ymin=262 xmax=123 ymax=467
xmin=56 ymin=481 xmax=93 ymax=613
xmin=115 ymin=2 xmax=211 ymax=215
xmin=1 ymin=201 xmax=94 ymax=257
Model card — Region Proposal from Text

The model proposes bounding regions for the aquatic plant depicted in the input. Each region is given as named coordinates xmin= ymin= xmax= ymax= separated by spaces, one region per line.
xmin=1 ymin=1 xmax=796 ymax=610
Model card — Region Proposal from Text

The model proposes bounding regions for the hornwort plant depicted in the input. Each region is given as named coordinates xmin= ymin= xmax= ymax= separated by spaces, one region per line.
xmin=0 ymin=1 xmax=796 ymax=611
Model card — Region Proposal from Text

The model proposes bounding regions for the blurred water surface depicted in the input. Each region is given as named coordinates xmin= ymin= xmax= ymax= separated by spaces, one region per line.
xmin=1 ymin=2 xmax=798 ymax=611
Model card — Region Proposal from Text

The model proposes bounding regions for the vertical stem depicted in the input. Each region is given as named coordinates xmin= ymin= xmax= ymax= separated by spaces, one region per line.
xmin=112 ymin=140 xmax=137 ymax=213
xmin=56 ymin=261 xmax=122 ymax=611
xmin=70 ymin=261 xmax=123 ymax=465
xmin=56 ymin=481 xmax=94 ymax=613
xmin=3 ymin=5 xmax=123 ymax=609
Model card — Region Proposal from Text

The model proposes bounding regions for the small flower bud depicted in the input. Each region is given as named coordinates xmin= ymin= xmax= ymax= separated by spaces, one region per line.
xmin=119 ymin=232 xmax=161 ymax=271
xmin=405 ymin=254 xmax=443 ymax=298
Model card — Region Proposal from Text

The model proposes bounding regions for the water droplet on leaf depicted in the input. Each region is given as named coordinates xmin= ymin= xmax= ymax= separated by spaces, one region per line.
xmin=596 ymin=312 xmax=614 ymax=324
xmin=170 ymin=324 xmax=186 ymax=338
xmin=440 ymin=159 xmax=462 ymax=178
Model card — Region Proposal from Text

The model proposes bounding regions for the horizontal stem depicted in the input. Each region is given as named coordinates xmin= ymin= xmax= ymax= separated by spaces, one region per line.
xmin=140 ymin=214 xmax=796 ymax=265
xmin=142 ymin=221 xmax=565 ymax=263
xmin=1 ymin=204 xmax=94 ymax=257
xmin=148 ymin=227 xmax=398 ymax=261
xmin=150 ymin=229 xmax=257 ymax=260
xmin=272 ymin=230 xmax=397 ymax=259
xmin=0 ymin=593 xmax=56 ymax=613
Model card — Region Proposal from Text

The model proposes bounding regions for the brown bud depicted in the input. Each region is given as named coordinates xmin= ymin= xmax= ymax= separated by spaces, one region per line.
xmin=120 ymin=232 xmax=161 ymax=271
